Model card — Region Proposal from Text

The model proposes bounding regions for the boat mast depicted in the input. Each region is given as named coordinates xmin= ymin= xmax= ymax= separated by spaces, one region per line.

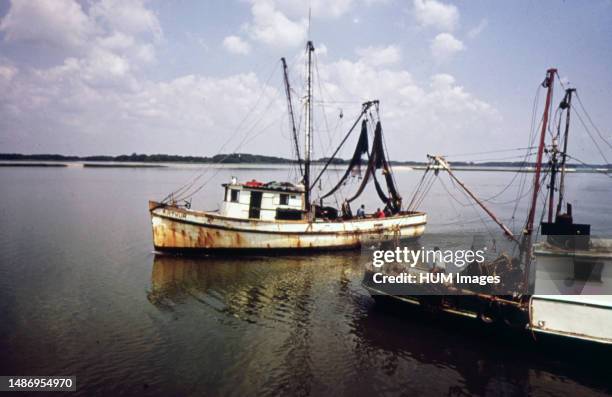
xmin=520 ymin=68 xmax=556 ymax=290
xmin=304 ymin=41 xmax=314 ymax=211
xmin=525 ymin=68 xmax=556 ymax=235
xmin=556 ymin=88 xmax=575 ymax=217
xmin=281 ymin=57 xmax=303 ymax=177
xmin=547 ymin=138 xmax=559 ymax=223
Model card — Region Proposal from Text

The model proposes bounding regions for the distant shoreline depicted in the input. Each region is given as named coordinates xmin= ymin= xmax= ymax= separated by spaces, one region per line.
xmin=0 ymin=153 xmax=610 ymax=171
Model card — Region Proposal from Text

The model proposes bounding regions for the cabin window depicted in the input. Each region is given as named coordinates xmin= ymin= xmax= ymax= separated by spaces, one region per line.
xmin=279 ymin=193 xmax=289 ymax=205
xmin=230 ymin=189 xmax=239 ymax=203
xmin=276 ymin=208 xmax=303 ymax=220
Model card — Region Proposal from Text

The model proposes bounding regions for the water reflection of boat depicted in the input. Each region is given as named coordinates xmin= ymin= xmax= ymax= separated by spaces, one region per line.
xmin=148 ymin=252 xmax=367 ymax=319
xmin=148 ymin=41 xmax=426 ymax=253
xmin=353 ymin=303 xmax=612 ymax=396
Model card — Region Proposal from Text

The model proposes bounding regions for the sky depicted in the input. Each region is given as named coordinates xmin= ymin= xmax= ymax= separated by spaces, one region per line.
xmin=0 ymin=0 xmax=611 ymax=163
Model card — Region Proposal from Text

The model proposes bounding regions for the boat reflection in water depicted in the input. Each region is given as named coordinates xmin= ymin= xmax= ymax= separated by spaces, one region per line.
xmin=146 ymin=252 xmax=611 ymax=396
xmin=148 ymin=251 xmax=369 ymax=322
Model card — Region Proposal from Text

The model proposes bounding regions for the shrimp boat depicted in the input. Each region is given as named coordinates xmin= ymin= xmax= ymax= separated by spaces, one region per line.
xmin=363 ymin=68 xmax=612 ymax=345
xmin=148 ymin=42 xmax=427 ymax=253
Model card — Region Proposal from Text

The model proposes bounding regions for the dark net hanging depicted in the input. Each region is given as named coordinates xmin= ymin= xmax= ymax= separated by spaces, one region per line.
xmin=320 ymin=120 xmax=369 ymax=200
xmin=321 ymin=120 xmax=402 ymax=214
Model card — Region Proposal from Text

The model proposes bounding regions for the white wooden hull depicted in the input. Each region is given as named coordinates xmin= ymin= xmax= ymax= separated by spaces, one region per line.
xmin=529 ymin=295 xmax=612 ymax=344
xmin=530 ymin=239 xmax=612 ymax=344
xmin=149 ymin=201 xmax=426 ymax=251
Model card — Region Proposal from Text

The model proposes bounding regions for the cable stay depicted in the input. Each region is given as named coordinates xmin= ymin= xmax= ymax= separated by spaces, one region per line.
xmin=281 ymin=57 xmax=302 ymax=177
xmin=428 ymin=155 xmax=518 ymax=242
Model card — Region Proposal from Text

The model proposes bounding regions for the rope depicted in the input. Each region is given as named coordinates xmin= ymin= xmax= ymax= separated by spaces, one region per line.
xmin=165 ymin=60 xmax=282 ymax=202
xmin=442 ymin=146 xmax=538 ymax=159
xmin=565 ymin=154 xmax=612 ymax=179
xmin=572 ymin=106 xmax=611 ymax=166
xmin=575 ymin=92 xmax=612 ymax=152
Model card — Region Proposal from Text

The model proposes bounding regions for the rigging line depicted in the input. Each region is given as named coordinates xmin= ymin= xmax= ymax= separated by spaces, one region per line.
xmin=177 ymin=88 xmax=285 ymax=201
xmin=575 ymin=92 xmax=612 ymax=152
xmin=519 ymin=163 xmax=552 ymax=234
xmin=406 ymin=166 xmax=431 ymax=210
xmin=486 ymin=180 xmax=543 ymax=205
xmin=309 ymin=105 xmax=371 ymax=190
xmin=377 ymin=109 xmax=401 ymax=197
xmin=166 ymin=60 xmax=282 ymax=201
xmin=412 ymin=170 xmax=437 ymax=210
xmin=436 ymin=178 xmax=470 ymax=224
xmin=437 ymin=216 xmax=501 ymax=227
xmin=511 ymin=152 xmax=548 ymax=230
xmin=312 ymin=58 xmax=349 ymax=208
xmin=564 ymin=154 xmax=612 ymax=179
xmin=313 ymin=51 xmax=343 ymax=195
xmin=534 ymin=174 xmax=553 ymax=239
xmin=176 ymin=114 xmax=281 ymax=202
xmin=312 ymin=100 xmax=363 ymax=104
xmin=442 ymin=146 xmax=538 ymax=158
xmin=547 ymin=105 xmax=561 ymax=139
xmin=450 ymin=175 xmax=498 ymax=239
xmin=179 ymin=112 xmax=287 ymax=201
xmin=173 ymin=61 xmax=282 ymax=196
xmin=511 ymin=85 xmax=543 ymax=221
xmin=547 ymin=107 xmax=562 ymax=140
xmin=407 ymin=172 xmax=429 ymax=211
xmin=572 ymin=107 xmax=611 ymax=165
xmin=438 ymin=175 xmax=470 ymax=208
xmin=481 ymin=150 xmax=543 ymax=203
xmin=456 ymin=152 xmax=539 ymax=163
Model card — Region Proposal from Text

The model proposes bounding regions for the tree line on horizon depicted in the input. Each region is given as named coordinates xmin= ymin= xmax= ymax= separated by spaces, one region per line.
xmin=0 ymin=152 xmax=609 ymax=168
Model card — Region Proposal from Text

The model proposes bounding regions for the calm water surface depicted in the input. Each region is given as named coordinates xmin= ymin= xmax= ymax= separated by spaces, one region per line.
xmin=1 ymin=165 xmax=611 ymax=396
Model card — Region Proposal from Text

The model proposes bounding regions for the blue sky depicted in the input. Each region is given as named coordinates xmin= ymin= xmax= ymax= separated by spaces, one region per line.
xmin=0 ymin=0 xmax=611 ymax=164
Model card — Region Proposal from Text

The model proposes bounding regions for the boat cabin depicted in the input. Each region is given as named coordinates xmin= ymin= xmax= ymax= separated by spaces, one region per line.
xmin=220 ymin=179 xmax=305 ymax=221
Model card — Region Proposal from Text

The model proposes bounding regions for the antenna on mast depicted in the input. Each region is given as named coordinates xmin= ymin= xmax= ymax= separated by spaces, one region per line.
xmin=307 ymin=5 xmax=311 ymax=40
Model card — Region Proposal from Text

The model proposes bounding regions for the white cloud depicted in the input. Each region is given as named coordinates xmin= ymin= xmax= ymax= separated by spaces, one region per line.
xmin=246 ymin=0 xmax=308 ymax=48
xmin=97 ymin=32 xmax=156 ymax=63
xmin=89 ymin=0 xmax=162 ymax=39
xmin=0 ymin=0 xmax=500 ymax=162
xmin=0 ymin=56 xmax=285 ymax=155
xmin=312 ymin=57 xmax=500 ymax=161
xmin=0 ymin=0 xmax=161 ymax=68
xmin=355 ymin=45 xmax=401 ymax=66
xmin=317 ymin=43 xmax=329 ymax=56
xmin=242 ymin=0 xmax=357 ymax=48
xmin=223 ymin=35 xmax=252 ymax=55
xmin=467 ymin=18 xmax=488 ymax=39
xmin=0 ymin=0 xmax=92 ymax=50
xmin=0 ymin=64 xmax=18 ymax=81
xmin=430 ymin=33 xmax=465 ymax=62
xmin=430 ymin=73 xmax=455 ymax=89
xmin=274 ymin=0 xmax=353 ymax=19
xmin=413 ymin=0 xmax=459 ymax=31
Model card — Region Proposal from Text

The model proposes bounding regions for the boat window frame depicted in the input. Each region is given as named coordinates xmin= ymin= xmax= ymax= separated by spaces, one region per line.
xmin=230 ymin=189 xmax=240 ymax=203
xmin=279 ymin=193 xmax=289 ymax=206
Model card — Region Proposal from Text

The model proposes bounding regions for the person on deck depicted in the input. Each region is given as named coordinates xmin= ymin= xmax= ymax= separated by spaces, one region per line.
xmin=375 ymin=208 xmax=385 ymax=218
xmin=356 ymin=205 xmax=365 ymax=218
